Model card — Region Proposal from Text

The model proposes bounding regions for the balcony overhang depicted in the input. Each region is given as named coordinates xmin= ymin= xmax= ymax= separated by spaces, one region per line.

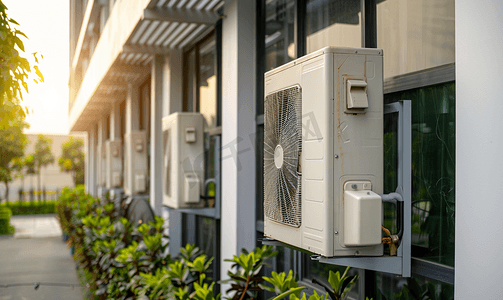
xmin=69 ymin=0 xmax=223 ymax=132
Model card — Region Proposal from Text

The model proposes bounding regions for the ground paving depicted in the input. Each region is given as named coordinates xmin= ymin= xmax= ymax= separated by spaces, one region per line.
xmin=0 ymin=215 xmax=83 ymax=300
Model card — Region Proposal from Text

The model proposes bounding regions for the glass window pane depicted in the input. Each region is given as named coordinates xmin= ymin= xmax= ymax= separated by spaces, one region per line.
xmin=199 ymin=35 xmax=218 ymax=129
xmin=185 ymin=49 xmax=196 ymax=112
xmin=306 ymin=0 xmax=362 ymax=54
xmin=384 ymin=82 xmax=455 ymax=266
xmin=376 ymin=272 xmax=453 ymax=300
xmin=196 ymin=216 xmax=215 ymax=258
xmin=265 ymin=0 xmax=296 ymax=71
xmin=377 ymin=0 xmax=455 ymax=79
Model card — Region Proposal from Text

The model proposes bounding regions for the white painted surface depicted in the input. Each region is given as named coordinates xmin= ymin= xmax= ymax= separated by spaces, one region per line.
xmin=456 ymin=1 xmax=503 ymax=298
xmin=150 ymin=55 xmax=165 ymax=215
xmin=221 ymin=0 xmax=257 ymax=294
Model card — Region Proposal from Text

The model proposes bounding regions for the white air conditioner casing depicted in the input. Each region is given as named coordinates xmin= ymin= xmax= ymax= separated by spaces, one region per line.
xmin=106 ymin=140 xmax=122 ymax=188
xmin=124 ymin=131 xmax=148 ymax=195
xmin=263 ymin=47 xmax=384 ymax=257
xmin=162 ymin=112 xmax=204 ymax=209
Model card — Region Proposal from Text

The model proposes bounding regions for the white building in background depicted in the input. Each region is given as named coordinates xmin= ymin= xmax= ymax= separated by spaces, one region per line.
xmin=4 ymin=133 xmax=86 ymax=201
xmin=68 ymin=0 xmax=503 ymax=298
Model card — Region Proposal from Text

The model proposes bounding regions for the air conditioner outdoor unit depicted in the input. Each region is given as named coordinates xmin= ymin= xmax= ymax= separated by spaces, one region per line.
xmin=162 ymin=112 xmax=204 ymax=209
xmin=124 ymin=131 xmax=148 ymax=195
xmin=106 ymin=140 xmax=122 ymax=189
xmin=263 ymin=47 xmax=384 ymax=257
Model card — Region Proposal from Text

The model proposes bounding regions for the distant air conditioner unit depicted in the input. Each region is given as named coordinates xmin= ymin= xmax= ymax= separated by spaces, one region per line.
xmin=106 ymin=140 xmax=122 ymax=189
xmin=162 ymin=112 xmax=204 ymax=209
xmin=263 ymin=47 xmax=384 ymax=257
xmin=124 ymin=131 xmax=148 ymax=195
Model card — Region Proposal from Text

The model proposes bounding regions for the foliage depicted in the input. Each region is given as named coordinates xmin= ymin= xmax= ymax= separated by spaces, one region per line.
xmin=58 ymin=136 xmax=85 ymax=185
xmin=33 ymin=134 xmax=55 ymax=172
xmin=222 ymin=245 xmax=277 ymax=300
xmin=1 ymin=200 xmax=57 ymax=215
xmin=0 ymin=97 xmax=28 ymax=201
xmin=0 ymin=205 xmax=13 ymax=234
xmin=28 ymin=134 xmax=54 ymax=200
xmin=0 ymin=1 xmax=43 ymax=112
xmin=59 ymin=187 xmax=375 ymax=300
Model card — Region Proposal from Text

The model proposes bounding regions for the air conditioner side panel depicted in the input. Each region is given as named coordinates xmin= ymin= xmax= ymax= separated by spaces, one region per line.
xmin=333 ymin=53 xmax=384 ymax=256
xmin=300 ymin=53 xmax=334 ymax=256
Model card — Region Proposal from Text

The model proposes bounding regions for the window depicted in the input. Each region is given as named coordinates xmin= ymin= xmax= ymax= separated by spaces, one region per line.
xmin=385 ymin=82 xmax=455 ymax=267
xmin=265 ymin=0 xmax=296 ymax=72
xmin=377 ymin=0 xmax=455 ymax=79
xmin=306 ymin=0 xmax=362 ymax=53
xmin=183 ymin=32 xmax=220 ymax=130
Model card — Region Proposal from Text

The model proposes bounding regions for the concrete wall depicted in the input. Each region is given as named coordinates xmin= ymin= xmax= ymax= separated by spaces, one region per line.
xmin=455 ymin=0 xmax=503 ymax=298
xmin=4 ymin=133 xmax=86 ymax=201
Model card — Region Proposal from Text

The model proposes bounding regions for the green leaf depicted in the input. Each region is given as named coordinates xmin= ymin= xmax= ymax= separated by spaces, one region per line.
xmin=273 ymin=287 xmax=306 ymax=300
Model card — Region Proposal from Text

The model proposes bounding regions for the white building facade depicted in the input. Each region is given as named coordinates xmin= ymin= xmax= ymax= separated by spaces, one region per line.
xmin=68 ymin=0 xmax=503 ymax=298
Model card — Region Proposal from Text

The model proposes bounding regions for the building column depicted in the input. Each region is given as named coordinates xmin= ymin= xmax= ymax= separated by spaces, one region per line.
xmin=97 ymin=118 xmax=107 ymax=192
xmin=162 ymin=49 xmax=184 ymax=256
xmin=125 ymin=83 xmax=141 ymax=195
xmin=455 ymin=1 xmax=503 ymax=299
xmin=221 ymin=0 xmax=257 ymax=290
xmin=85 ymin=130 xmax=90 ymax=193
xmin=88 ymin=125 xmax=98 ymax=197
xmin=150 ymin=54 xmax=164 ymax=215
xmin=108 ymin=101 xmax=122 ymax=190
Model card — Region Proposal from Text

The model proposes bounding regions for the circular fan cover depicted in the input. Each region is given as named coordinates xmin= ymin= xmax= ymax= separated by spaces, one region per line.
xmin=264 ymin=86 xmax=302 ymax=227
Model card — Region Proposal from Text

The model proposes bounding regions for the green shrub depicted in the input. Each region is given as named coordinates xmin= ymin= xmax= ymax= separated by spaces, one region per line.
xmin=58 ymin=186 xmax=366 ymax=300
xmin=1 ymin=200 xmax=57 ymax=215
xmin=0 ymin=206 xmax=12 ymax=235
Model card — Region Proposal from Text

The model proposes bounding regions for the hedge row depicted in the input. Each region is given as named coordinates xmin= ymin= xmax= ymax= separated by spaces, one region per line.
xmin=0 ymin=200 xmax=57 ymax=215
xmin=0 ymin=206 xmax=14 ymax=235
xmin=58 ymin=186 xmax=363 ymax=300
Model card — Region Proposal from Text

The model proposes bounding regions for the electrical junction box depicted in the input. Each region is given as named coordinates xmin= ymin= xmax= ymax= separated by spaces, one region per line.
xmin=162 ymin=112 xmax=204 ymax=209
xmin=106 ymin=140 xmax=123 ymax=189
xmin=124 ymin=131 xmax=148 ymax=195
xmin=263 ymin=47 xmax=384 ymax=257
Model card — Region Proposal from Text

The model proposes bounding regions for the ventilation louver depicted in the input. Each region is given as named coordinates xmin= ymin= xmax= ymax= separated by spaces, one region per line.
xmin=264 ymin=86 xmax=302 ymax=227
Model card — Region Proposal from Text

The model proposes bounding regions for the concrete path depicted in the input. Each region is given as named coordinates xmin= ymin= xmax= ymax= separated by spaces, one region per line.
xmin=9 ymin=214 xmax=63 ymax=239
xmin=0 ymin=215 xmax=83 ymax=300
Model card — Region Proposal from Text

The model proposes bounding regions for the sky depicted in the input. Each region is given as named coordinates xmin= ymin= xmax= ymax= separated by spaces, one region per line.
xmin=4 ymin=0 xmax=70 ymax=135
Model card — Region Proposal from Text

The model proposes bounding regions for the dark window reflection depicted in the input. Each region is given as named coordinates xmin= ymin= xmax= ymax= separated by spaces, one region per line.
xmin=384 ymin=82 xmax=455 ymax=267
xmin=265 ymin=0 xmax=296 ymax=71
xmin=196 ymin=216 xmax=215 ymax=259
xmin=376 ymin=272 xmax=453 ymax=300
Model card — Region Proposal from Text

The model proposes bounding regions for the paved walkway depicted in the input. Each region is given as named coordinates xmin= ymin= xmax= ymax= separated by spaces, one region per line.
xmin=0 ymin=215 xmax=83 ymax=300
xmin=10 ymin=214 xmax=63 ymax=238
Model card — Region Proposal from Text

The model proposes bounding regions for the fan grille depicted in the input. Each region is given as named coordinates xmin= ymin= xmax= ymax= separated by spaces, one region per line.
xmin=264 ymin=86 xmax=302 ymax=227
